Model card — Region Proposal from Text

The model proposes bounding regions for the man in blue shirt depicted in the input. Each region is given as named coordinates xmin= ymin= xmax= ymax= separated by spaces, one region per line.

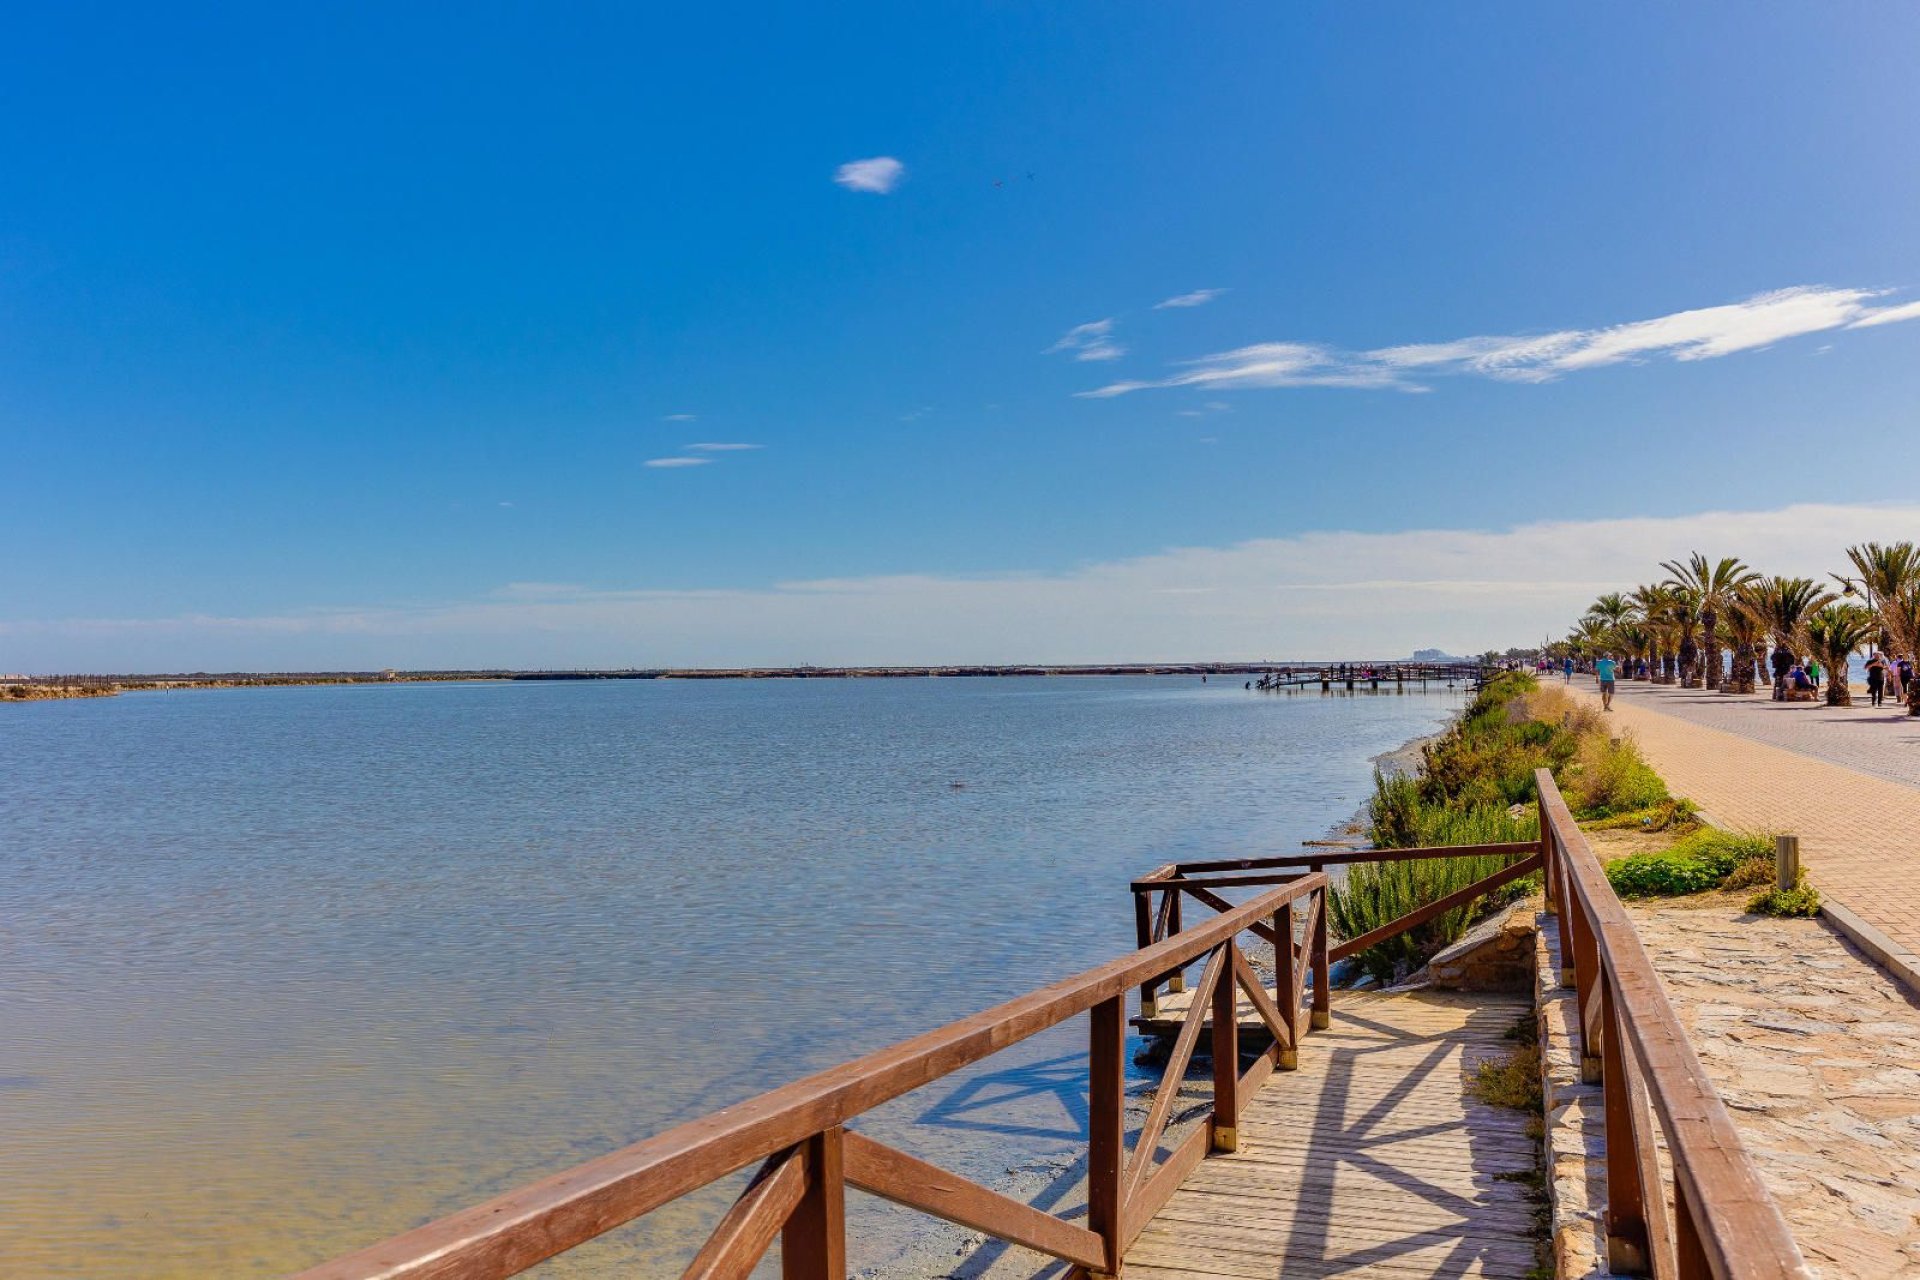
xmin=1595 ymin=654 xmax=1618 ymax=711
xmin=1562 ymin=656 xmax=1574 ymax=683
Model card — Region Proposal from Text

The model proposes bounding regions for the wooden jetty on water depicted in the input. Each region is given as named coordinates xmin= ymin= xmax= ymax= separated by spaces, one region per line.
xmin=293 ymin=772 xmax=1804 ymax=1280
xmin=1250 ymin=662 xmax=1484 ymax=693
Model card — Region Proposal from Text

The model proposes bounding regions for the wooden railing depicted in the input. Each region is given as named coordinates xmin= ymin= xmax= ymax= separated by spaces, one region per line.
xmin=1537 ymin=768 xmax=1809 ymax=1280
xmin=1130 ymin=839 xmax=1543 ymax=1017
xmin=292 ymin=874 xmax=1331 ymax=1280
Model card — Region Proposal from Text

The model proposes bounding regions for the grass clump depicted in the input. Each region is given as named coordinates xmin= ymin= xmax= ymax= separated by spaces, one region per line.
xmin=1604 ymin=829 xmax=1773 ymax=898
xmin=1584 ymin=797 xmax=1699 ymax=833
xmin=1469 ymin=1040 xmax=1544 ymax=1113
xmin=1468 ymin=1015 xmax=1545 ymax=1114
xmin=1562 ymin=733 xmax=1669 ymax=818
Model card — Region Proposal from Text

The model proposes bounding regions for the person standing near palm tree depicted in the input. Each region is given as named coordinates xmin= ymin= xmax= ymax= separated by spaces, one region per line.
xmin=1866 ymin=652 xmax=1888 ymax=706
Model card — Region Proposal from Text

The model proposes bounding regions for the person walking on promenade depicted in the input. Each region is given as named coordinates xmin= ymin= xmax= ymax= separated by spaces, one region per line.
xmin=1889 ymin=656 xmax=1906 ymax=704
xmin=1563 ymin=655 xmax=1574 ymax=683
xmin=1807 ymin=656 xmax=1823 ymax=692
xmin=1867 ymin=652 xmax=1888 ymax=707
xmin=1596 ymin=653 xmax=1618 ymax=711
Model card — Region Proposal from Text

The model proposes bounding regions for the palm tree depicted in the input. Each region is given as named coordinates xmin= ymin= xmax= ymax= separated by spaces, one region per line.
xmin=1586 ymin=593 xmax=1633 ymax=662
xmin=1746 ymin=576 xmax=1835 ymax=688
xmin=1721 ymin=587 xmax=1768 ymax=694
xmin=1619 ymin=624 xmax=1652 ymax=678
xmin=1570 ymin=615 xmax=1610 ymax=661
xmin=1629 ymin=584 xmax=1674 ymax=683
xmin=1805 ymin=603 xmax=1877 ymax=707
xmin=1666 ymin=585 xmax=1704 ymax=687
xmin=1661 ymin=554 xmax=1757 ymax=691
xmin=1844 ymin=542 xmax=1920 ymax=715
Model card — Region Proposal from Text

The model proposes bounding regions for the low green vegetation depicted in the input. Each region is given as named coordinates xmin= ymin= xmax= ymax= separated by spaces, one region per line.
xmin=1603 ymin=829 xmax=1774 ymax=898
xmin=1747 ymin=884 xmax=1822 ymax=917
xmin=1330 ymin=852 xmax=1534 ymax=984
xmin=1331 ymin=670 xmax=1680 ymax=982
xmin=1583 ymin=797 xmax=1698 ymax=832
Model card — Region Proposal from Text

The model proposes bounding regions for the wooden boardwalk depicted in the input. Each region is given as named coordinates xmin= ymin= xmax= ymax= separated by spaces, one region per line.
xmin=1128 ymin=988 xmax=1541 ymax=1280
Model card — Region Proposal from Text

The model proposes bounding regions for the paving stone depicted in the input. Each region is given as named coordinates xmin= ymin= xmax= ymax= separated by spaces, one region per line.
xmin=1625 ymin=898 xmax=1920 ymax=1277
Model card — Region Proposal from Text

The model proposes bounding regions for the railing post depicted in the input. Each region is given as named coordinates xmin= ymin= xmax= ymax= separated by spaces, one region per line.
xmin=1166 ymin=889 xmax=1186 ymax=993
xmin=1135 ymin=889 xmax=1158 ymax=1018
xmin=1774 ymin=834 xmax=1800 ymax=891
xmin=1275 ymin=902 xmax=1299 ymax=1070
xmin=781 ymin=1127 xmax=844 ymax=1280
xmin=1558 ymin=857 xmax=1577 ymax=986
xmin=1310 ymin=883 xmax=1331 ymax=1031
xmin=1087 ymin=995 xmax=1125 ymax=1278
xmin=1570 ymin=907 xmax=1602 ymax=1083
xmin=1540 ymin=818 xmax=1556 ymax=914
xmin=1600 ymin=982 xmax=1651 ymax=1275
xmin=1211 ymin=941 xmax=1240 ymax=1151
xmin=1674 ymin=1175 xmax=1711 ymax=1280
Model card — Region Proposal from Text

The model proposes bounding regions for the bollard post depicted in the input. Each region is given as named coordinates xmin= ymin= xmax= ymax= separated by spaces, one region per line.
xmin=1775 ymin=834 xmax=1800 ymax=891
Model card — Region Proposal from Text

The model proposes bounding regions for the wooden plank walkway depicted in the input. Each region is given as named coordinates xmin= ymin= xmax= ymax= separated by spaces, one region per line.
xmin=1128 ymin=987 xmax=1541 ymax=1279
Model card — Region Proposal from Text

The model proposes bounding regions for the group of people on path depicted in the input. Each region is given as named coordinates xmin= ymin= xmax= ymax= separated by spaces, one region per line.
xmin=1550 ymin=649 xmax=1916 ymax=711
xmin=1865 ymin=652 xmax=1913 ymax=707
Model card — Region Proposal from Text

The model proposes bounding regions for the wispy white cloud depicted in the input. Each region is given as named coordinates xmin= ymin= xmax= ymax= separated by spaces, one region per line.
xmin=833 ymin=156 xmax=905 ymax=194
xmin=685 ymin=442 xmax=761 ymax=452
xmin=12 ymin=503 xmax=1920 ymax=670
xmin=1848 ymin=299 xmax=1920 ymax=329
xmin=1155 ymin=288 xmax=1228 ymax=309
xmin=644 ymin=456 xmax=712 ymax=469
xmin=662 ymin=413 xmax=697 ymax=422
xmin=1084 ymin=286 xmax=1920 ymax=397
xmin=1047 ymin=318 xmax=1126 ymax=362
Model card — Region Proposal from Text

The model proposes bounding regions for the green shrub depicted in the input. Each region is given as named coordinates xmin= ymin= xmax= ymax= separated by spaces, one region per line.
xmin=1604 ymin=829 xmax=1772 ymax=897
xmin=1747 ymin=885 xmax=1821 ymax=917
xmin=1604 ymin=850 xmax=1724 ymax=896
xmin=1367 ymin=770 xmax=1539 ymax=850
xmin=1330 ymin=852 xmax=1536 ymax=984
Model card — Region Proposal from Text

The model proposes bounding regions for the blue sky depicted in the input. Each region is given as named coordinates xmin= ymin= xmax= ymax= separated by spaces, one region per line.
xmin=5 ymin=4 xmax=1920 ymax=668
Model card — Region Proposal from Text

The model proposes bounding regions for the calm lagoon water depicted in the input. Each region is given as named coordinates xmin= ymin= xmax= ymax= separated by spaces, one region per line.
xmin=0 ymin=676 xmax=1466 ymax=1276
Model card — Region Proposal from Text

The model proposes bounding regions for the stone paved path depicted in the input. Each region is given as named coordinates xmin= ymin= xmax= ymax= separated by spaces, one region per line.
xmin=1626 ymin=899 xmax=1920 ymax=1278
xmin=1557 ymin=677 xmax=1920 ymax=968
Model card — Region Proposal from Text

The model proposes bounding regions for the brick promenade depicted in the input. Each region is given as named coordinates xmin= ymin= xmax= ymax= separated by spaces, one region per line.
xmin=1555 ymin=675 xmax=1920 ymax=965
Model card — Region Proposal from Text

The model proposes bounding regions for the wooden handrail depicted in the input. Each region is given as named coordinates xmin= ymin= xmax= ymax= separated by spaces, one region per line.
xmin=1133 ymin=840 xmax=1537 ymax=884
xmin=1536 ymin=768 xmax=1809 ymax=1280
xmin=293 ymin=875 xmax=1329 ymax=1280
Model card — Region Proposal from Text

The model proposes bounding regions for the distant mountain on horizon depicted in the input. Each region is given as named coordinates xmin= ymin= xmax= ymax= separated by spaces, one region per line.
xmin=1409 ymin=647 xmax=1472 ymax=663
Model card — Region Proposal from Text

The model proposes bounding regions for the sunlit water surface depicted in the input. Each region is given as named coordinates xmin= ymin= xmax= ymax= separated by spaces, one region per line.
xmin=1 ymin=676 xmax=1466 ymax=1276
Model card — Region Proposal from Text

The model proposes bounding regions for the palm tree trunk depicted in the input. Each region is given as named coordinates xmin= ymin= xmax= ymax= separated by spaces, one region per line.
xmin=1703 ymin=607 xmax=1721 ymax=689
xmin=1826 ymin=655 xmax=1852 ymax=706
